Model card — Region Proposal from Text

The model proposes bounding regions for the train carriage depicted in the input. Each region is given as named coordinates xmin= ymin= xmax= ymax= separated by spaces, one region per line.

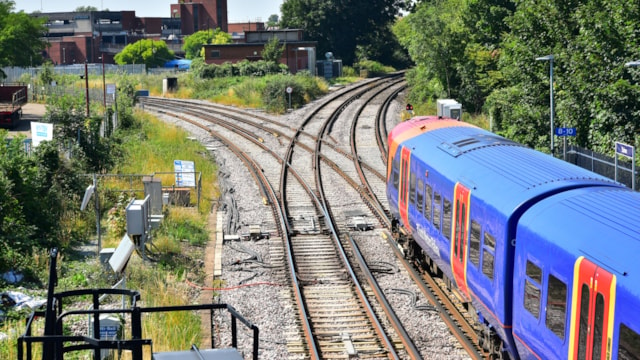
xmin=514 ymin=187 xmax=640 ymax=359
xmin=386 ymin=116 xmax=624 ymax=358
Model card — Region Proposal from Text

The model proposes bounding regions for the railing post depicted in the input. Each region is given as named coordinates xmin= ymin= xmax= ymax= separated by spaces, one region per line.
xmin=231 ymin=314 xmax=238 ymax=348
xmin=253 ymin=326 xmax=260 ymax=360
xmin=131 ymin=307 xmax=143 ymax=360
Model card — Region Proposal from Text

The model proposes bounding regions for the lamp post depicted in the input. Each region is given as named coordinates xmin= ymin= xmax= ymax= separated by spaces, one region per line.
xmin=536 ymin=55 xmax=555 ymax=156
xmin=624 ymin=60 xmax=640 ymax=189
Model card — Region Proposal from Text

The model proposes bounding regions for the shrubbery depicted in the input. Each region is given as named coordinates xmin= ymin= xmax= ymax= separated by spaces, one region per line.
xmin=262 ymin=73 xmax=329 ymax=113
xmin=193 ymin=59 xmax=286 ymax=79
xmin=355 ymin=60 xmax=396 ymax=77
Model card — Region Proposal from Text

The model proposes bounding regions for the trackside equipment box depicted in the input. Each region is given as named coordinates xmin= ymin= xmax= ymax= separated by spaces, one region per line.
xmin=436 ymin=99 xmax=462 ymax=120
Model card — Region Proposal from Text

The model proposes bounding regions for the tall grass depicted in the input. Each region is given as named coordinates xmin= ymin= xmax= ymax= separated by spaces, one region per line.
xmin=114 ymin=111 xmax=219 ymax=211
xmin=127 ymin=259 xmax=202 ymax=352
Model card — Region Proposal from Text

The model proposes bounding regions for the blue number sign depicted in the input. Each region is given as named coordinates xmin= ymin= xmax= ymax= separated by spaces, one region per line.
xmin=615 ymin=142 xmax=635 ymax=159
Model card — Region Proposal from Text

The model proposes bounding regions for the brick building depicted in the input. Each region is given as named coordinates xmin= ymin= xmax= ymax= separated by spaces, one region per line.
xmin=203 ymin=30 xmax=317 ymax=74
xmin=34 ymin=0 xmax=228 ymax=65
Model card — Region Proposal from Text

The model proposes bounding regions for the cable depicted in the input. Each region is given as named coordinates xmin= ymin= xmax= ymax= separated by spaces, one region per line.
xmin=186 ymin=278 xmax=283 ymax=291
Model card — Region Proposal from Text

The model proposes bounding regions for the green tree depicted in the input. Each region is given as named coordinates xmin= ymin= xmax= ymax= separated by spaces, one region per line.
xmin=394 ymin=0 xmax=467 ymax=102
xmin=183 ymin=29 xmax=231 ymax=60
xmin=114 ymin=39 xmax=174 ymax=68
xmin=281 ymin=0 xmax=410 ymax=66
xmin=267 ymin=14 xmax=279 ymax=28
xmin=261 ymin=37 xmax=285 ymax=64
xmin=0 ymin=1 xmax=48 ymax=71
xmin=75 ymin=6 xmax=98 ymax=12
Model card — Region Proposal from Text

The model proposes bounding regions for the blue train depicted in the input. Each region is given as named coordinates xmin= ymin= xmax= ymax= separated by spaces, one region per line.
xmin=386 ymin=116 xmax=640 ymax=359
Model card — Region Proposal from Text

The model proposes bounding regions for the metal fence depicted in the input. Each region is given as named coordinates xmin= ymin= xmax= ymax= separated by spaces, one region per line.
xmin=1 ymin=64 xmax=147 ymax=83
xmin=565 ymin=144 xmax=637 ymax=190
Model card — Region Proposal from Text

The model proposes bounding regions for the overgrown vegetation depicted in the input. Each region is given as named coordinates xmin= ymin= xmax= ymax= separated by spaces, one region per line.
xmin=0 ymin=67 xmax=220 ymax=357
xmin=394 ymin=0 xmax=640 ymax=157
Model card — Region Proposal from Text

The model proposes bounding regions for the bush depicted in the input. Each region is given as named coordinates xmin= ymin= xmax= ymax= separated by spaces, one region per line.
xmin=356 ymin=60 xmax=396 ymax=77
xmin=261 ymin=73 xmax=328 ymax=113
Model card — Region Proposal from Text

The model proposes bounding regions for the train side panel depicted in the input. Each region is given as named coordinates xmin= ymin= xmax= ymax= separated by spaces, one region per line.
xmin=387 ymin=116 xmax=624 ymax=358
xmin=514 ymin=187 xmax=640 ymax=359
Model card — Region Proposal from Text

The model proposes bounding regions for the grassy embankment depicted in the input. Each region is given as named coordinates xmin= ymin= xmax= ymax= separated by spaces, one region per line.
xmin=1 ymin=110 xmax=218 ymax=358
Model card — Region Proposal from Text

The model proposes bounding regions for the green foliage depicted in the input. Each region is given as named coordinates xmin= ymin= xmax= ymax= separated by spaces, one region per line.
xmin=114 ymin=39 xmax=174 ymax=68
xmin=281 ymin=0 xmax=410 ymax=66
xmin=355 ymin=60 xmax=396 ymax=77
xmin=267 ymin=14 xmax=279 ymax=28
xmin=75 ymin=6 xmax=98 ymax=12
xmin=183 ymin=29 xmax=232 ymax=59
xmin=261 ymin=37 xmax=285 ymax=64
xmin=261 ymin=73 xmax=328 ymax=113
xmin=162 ymin=218 xmax=208 ymax=246
xmin=0 ymin=1 xmax=48 ymax=68
xmin=395 ymin=0 xmax=640 ymax=157
xmin=194 ymin=59 xmax=284 ymax=79
xmin=38 ymin=61 xmax=57 ymax=86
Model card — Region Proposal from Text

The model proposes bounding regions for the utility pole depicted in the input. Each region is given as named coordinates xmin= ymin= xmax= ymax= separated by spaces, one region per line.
xmin=85 ymin=61 xmax=90 ymax=117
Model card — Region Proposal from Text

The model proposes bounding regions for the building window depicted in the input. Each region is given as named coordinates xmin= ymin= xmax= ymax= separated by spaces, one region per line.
xmin=524 ymin=260 xmax=542 ymax=318
xmin=545 ymin=274 xmax=567 ymax=339
xmin=210 ymin=50 xmax=220 ymax=59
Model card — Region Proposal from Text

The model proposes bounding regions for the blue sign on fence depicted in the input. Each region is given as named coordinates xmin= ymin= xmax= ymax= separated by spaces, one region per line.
xmin=555 ymin=127 xmax=577 ymax=136
xmin=615 ymin=142 xmax=635 ymax=159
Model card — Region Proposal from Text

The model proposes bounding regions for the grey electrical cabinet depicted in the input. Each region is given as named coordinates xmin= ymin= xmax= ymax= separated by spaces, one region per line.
xmin=126 ymin=196 xmax=150 ymax=237
xmin=436 ymin=99 xmax=463 ymax=120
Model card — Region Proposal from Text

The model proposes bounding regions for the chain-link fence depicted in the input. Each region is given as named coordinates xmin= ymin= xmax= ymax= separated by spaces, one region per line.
xmin=1 ymin=64 xmax=147 ymax=83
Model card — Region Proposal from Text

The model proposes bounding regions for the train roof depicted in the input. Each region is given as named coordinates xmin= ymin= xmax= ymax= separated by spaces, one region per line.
xmin=518 ymin=187 xmax=640 ymax=286
xmin=389 ymin=116 xmax=622 ymax=213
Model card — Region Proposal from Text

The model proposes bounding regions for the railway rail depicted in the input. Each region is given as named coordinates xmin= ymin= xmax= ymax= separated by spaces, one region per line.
xmin=141 ymin=75 xmax=482 ymax=359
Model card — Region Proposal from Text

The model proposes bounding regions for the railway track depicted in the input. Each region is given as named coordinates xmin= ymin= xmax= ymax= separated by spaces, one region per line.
xmin=140 ymin=76 xmax=482 ymax=359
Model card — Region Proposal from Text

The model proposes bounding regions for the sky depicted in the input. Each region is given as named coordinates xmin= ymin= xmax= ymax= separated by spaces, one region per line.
xmin=12 ymin=0 xmax=284 ymax=22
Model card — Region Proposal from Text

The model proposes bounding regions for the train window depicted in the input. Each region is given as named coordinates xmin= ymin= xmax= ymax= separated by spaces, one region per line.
xmin=618 ymin=324 xmax=640 ymax=360
xmin=482 ymin=232 xmax=495 ymax=280
xmin=524 ymin=279 xmax=541 ymax=318
xmin=409 ymin=172 xmax=416 ymax=205
xmin=417 ymin=179 xmax=424 ymax=213
xmin=524 ymin=260 xmax=542 ymax=318
xmin=469 ymin=220 xmax=481 ymax=267
xmin=433 ymin=192 xmax=442 ymax=231
xmin=577 ymin=284 xmax=589 ymax=359
xmin=424 ymin=184 xmax=433 ymax=222
xmin=392 ymin=158 xmax=399 ymax=189
xmin=443 ymin=198 xmax=452 ymax=241
xmin=592 ymin=293 xmax=605 ymax=359
xmin=526 ymin=260 xmax=542 ymax=283
xmin=545 ymin=274 xmax=567 ymax=339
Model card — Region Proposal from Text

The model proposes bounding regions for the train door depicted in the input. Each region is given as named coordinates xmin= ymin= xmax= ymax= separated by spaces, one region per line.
xmin=451 ymin=183 xmax=470 ymax=297
xmin=568 ymin=257 xmax=616 ymax=360
xmin=398 ymin=147 xmax=411 ymax=229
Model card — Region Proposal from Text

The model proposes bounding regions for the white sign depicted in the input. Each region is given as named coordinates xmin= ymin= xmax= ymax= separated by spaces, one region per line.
xmin=30 ymin=121 xmax=53 ymax=147
xmin=174 ymin=160 xmax=196 ymax=187
xmin=286 ymin=86 xmax=293 ymax=94
xmin=106 ymin=84 xmax=116 ymax=95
